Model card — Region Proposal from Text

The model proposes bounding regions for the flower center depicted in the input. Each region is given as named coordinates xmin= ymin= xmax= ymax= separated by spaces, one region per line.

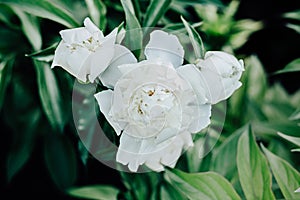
xmin=221 ymin=65 xmax=240 ymax=78
xmin=67 ymin=36 xmax=101 ymax=52
xmin=126 ymin=83 xmax=180 ymax=138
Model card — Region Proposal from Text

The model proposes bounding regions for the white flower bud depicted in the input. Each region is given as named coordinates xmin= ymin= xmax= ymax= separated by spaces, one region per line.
xmin=196 ymin=51 xmax=244 ymax=104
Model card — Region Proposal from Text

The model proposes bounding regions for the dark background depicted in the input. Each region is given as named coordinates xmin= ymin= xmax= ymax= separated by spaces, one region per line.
xmin=235 ymin=0 xmax=300 ymax=93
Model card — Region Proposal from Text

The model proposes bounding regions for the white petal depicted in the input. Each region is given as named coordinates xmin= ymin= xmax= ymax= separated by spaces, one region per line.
xmin=155 ymin=128 xmax=178 ymax=144
xmin=99 ymin=44 xmax=137 ymax=88
xmin=176 ymin=65 xmax=212 ymax=132
xmin=205 ymin=51 xmax=243 ymax=70
xmin=151 ymin=131 xmax=193 ymax=170
xmin=117 ymin=62 xmax=140 ymax=75
xmin=160 ymin=142 xmax=183 ymax=167
xmin=159 ymin=131 xmax=193 ymax=168
xmin=60 ymin=27 xmax=91 ymax=44
xmin=116 ymin=133 xmax=145 ymax=172
xmin=94 ymin=90 xmax=123 ymax=135
xmin=117 ymin=60 xmax=165 ymax=77
xmin=51 ymin=41 xmax=69 ymax=69
xmin=117 ymin=132 xmax=175 ymax=172
xmin=145 ymin=159 xmax=164 ymax=172
xmin=179 ymin=131 xmax=194 ymax=148
xmin=189 ymin=104 xmax=211 ymax=133
xmin=295 ymin=188 xmax=300 ymax=193
xmin=104 ymin=28 xmax=118 ymax=41
xmin=117 ymin=130 xmax=192 ymax=172
xmin=198 ymin=66 xmax=225 ymax=104
xmin=88 ymin=29 xmax=118 ymax=82
xmin=176 ymin=64 xmax=208 ymax=104
xmin=196 ymin=52 xmax=244 ymax=104
xmin=145 ymin=30 xmax=184 ymax=68
xmin=83 ymin=17 xmax=103 ymax=38
xmin=66 ymin=47 xmax=91 ymax=82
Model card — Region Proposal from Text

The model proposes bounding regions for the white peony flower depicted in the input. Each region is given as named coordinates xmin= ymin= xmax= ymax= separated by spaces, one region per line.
xmin=51 ymin=17 xmax=117 ymax=83
xmin=95 ymin=30 xmax=211 ymax=172
xmin=187 ymin=51 xmax=244 ymax=104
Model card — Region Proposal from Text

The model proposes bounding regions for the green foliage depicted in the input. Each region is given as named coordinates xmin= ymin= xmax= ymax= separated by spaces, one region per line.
xmin=7 ymin=108 xmax=41 ymax=182
xmin=283 ymin=9 xmax=300 ymax=34
xmin=44 ymin=134 xmax=78 ymax=189
xmin=274 ymin=58 xmax=300 ymax=74
xmin=277 ymin=132 xmax=300 ymax=147
xmin=35 ymin=61 xmax=66 ymax=132
xmin=181 ymin=16 xmax=205 ymax=61
xmin=85 ymin=0 xmax=107 ymax=30
xmin=67 ymin=185 xmax=119 ymax=200
xmin=194 ymin=1 xmax=262 ymax=50
xmin=165 ymin=168 xmax=241 ymax=200
xmin=0 ymin=56 xmax=14 ymax=111
xmin=1 ymin=0 xmax=79 ymax=28
xmin=11 ymin=6 xmax=41 ymax=50
xmin=237 ymin=126 xmax=275 ymax=200
xmin=143 ymin=0 xmax=171 ymax=28
xmin=211 ymin=126 xmax=244 ymax=179
xmin=262 ymin=145 xmax=300 ymax=200
xmin=120 ymin=0 xmax=142 ymax=57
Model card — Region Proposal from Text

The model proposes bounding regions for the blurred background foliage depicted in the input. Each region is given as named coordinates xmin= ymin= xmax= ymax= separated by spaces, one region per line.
xmin=0 ymin=0 xmax=299 ymax=199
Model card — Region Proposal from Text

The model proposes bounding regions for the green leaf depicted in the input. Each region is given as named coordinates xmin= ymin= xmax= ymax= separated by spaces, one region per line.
xmin=120 ymin=171 xmax=160 ymax=200
xmin=0 ymin=57 xmax=14 ymax=111
xmin=186 ymin=135 xmax=206 ymax=172
xmin=186 ymin=128 xmax=219 ymax=173
xmin=2 ymin=0 xmax=79 ymax=28
xmin=25 ymin=42 xmax=58 ymax=62
xmin=267 ymin=138 xmax=293 ymax=164
xmin=120 ymin=0 xmax=142 ymax=57
xmin=252 ymin=121 xmax=300 ymax=138
xmin=85 ymin=0 xmax=107 ymax=30
xmin=211 ymin=126 xmax=244 ymax=179
xmin=132 ymin=0 xmax=141 ymax=21
xmin=286 ymin=23 xmax=300 ymax=34
xmin=67 ymin=185 xmax=119 ymax=200
xmin=181 ymin=16 xmax=205 ymax=60
xmin=0 ymin=4 xmax=19 ymax=29
xmin=0 ymin=24 xmax=23 ymax=53
xmin=246 ymin=56 xmax=267 ymax=103
xmin=283 ymin=10 xmax=300 ymax=20
xmin=160 ymin=182 xmax=186 ymax=200
xmin=277 ymin=132 xmax=300 ymax=147
xmin=7 ymin=108 xmax=41 ymax=182
xmin=143 ymin=0 xmax=171 ymax=28
xmin=289 ymin=106 xmax=300 ymax=120
xmin=34 ymin=61 xmax=65 ymax=132
xmin=173 ymin=0 xmax=223 ymax=7
xmin=163 ymin=21 xmax=203 ymax=32
xmin=44 ymin=134 xmax=77 ymax=189
xmin=261 ymin=145 xmax=300 ymax=200
xmin=274 ymin=58 xmax=300 ymax=74
xmin=10 ymin=6 xmax=42 ymax=50
xmin=165 ymin=168 xmax=241 ymax=200
xmin=237 ymin=125 xmax=275 ymax=200
xmin=230 ymin=19 xmax=262 ymax=49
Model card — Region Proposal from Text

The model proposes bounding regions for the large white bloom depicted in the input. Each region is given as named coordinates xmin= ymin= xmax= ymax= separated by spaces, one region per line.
xmin=95 ymin=30 xmax=211 ymax=172
xmin=51 ymin=17 xmax=117 ymax=83
xmin=181 ymin=51 xmax=244 ymax=104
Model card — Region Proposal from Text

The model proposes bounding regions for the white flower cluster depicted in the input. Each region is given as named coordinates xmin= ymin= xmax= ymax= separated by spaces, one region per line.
xmin=52 ymin=18 xmax=244 ymax=172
